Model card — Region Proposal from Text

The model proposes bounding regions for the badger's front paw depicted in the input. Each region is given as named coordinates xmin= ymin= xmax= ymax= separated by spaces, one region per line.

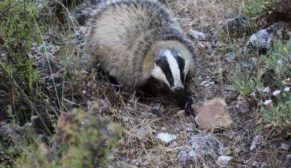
xmin=184 ymin=96 xmax=195 ymax=116
xmin=177 ymin=95 xmax=195 ymax=116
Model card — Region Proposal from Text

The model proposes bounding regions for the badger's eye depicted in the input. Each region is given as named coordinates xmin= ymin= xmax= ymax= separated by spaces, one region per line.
xmin=165 ymin=73 xmax=174 ymax=86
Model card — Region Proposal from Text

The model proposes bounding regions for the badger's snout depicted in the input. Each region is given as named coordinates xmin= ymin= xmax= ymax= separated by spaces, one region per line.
xmin=173 ymin=86 xmax=184 ymax=93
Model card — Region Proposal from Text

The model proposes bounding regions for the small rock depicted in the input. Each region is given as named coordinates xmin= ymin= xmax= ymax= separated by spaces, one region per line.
xmin=252 ymin=161 xmax=260 ymax=168
xmin=280 ymin=143 xmax=290 ymax=151
xmin=243 ymin=22 xmax=288 ymax=54
xmin=200 ymin=79 xmax=215 ymax=88
xmin=235 ymin=100 xmax=250 ymax=114
xmin=220 ymin=15 xmax=248 ymax=38
xmin=161 ymin=127 xmax=167 ymax=131
xmin=188 ymin=150 xmax=196 ymax=158
xmin=240 ymin=60 xmax=256 ymax=71
xmin=177 ymin=150 xmax=192 ymax=165
xmin=188 ymin=132 xmax=222 ymax=157
xmin=188 ymin=30 xmax=206 ymax=41
xmin=216 ymin=155 xmax=233 ymax=166
xmin=156 ymin=133 xmax=177 ymax=143
xmin=225 ymin=52 xmax=236 ymax=63
xmin=250 ymin=135 xmax=264 ymax=151
xmin=219 ymin=147 xmax=232 ymax=155
xmin=244 ymin=28 xmax=273 ymax=54
xmin=260 ymin=162 xmax=267 ymax=168
xmin=194 ymin=98 xmax=233 ymax=130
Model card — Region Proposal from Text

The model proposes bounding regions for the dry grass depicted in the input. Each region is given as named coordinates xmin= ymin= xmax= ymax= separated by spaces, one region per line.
xmin=100 ymin=0 xmax=248 ymax=167
xmin=1 ymin=0 xmax=288 ymax=167
xmin=100 ymin=0 xmax=288 ymax=167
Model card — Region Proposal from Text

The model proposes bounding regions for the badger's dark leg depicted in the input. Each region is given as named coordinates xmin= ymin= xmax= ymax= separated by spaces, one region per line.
xmin=176 ymin=92 xmax=195 ymax=116
xmin=177 ymin=75 xmax=195 ymax=116
xmin=107 ymin=73 xmax=123 ymax=92
xmin=108 ymin=75 xmax=119 ymax=86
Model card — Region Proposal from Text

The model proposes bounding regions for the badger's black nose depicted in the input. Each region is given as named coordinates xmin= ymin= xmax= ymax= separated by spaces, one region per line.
xmin=174 ymin=86 xmax=184 ymax=93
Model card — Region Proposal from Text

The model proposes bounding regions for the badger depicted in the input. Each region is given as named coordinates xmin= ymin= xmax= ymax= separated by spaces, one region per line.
xmin=86 ymin=0 xmax=197 ymax=110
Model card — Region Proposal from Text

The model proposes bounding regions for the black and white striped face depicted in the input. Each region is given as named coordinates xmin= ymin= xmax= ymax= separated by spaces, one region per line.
xmin=151 ymin=49 xmax=189 ymax=93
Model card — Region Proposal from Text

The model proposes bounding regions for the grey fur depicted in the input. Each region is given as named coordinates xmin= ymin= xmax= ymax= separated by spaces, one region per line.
xmin=86 ymin=0 xmax=196 ymax=88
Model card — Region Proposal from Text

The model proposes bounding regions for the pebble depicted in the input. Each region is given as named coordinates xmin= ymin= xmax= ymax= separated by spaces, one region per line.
xmin=250 ymin=135 xmax=263 ymax=151
xmin=280 ymin=143 xmax=290 ymax=151
xmin=243 ymin=27 xmax=273 ymax=54
xmin=218 ymin=147 xmax=232 ymax=156
xmin=189 ymin=30 xmax=206 ymax=41
xmin=156 ymin=133 xmax=177 ymax=143
xmin=216 ymin=155 xmax=233 ymax=166
xmin=220 ymin=15 xmax=248 ymax=38
xmin=225 ymin=52 xmax=236 ymax=63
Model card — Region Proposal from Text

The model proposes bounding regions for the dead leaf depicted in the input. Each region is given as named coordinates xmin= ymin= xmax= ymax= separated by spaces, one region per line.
xmin=194 ymin=98 xmax=233 ymax=130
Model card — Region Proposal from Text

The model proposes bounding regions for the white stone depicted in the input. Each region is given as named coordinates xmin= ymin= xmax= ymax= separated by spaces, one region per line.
xmin=189 ymin=30 xmax=206 ymax=41
xmin=280 ymin=143 xmax=290 ymax=151
xmin=156 ymin=133 xmax=177 ymax=143
xmin=216 ymin=156 xmax=233 ymax=166
xmin=250 ymin=135 xmax=263 ymax=151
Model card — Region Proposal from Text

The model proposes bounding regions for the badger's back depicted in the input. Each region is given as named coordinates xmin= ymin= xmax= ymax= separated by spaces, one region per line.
xmin=87 ymin=0 xmax=195 ymax=87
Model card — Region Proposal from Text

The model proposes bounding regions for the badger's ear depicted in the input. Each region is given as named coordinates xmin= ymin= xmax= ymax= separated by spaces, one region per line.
xmin=155 ymin=49 xmax=167 ymax=63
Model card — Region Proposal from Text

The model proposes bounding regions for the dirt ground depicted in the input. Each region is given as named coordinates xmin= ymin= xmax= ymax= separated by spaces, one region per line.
xmin=0 ymin=0 xmax=290 ymax=167
xmin=80 ymin=0 xmax=288 ymax=167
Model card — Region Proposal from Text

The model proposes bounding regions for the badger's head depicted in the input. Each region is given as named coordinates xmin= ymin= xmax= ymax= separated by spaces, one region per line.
xmin=151 ymin=49 xmax=190 ymax=93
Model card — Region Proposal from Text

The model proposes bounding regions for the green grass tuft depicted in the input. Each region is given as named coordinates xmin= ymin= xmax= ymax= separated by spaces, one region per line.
xmin=232 ymin=40 xmax=291 ymax=128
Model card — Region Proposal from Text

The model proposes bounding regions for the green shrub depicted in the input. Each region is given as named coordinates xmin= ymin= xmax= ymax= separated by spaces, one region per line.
xmin=0 ymin=0 xmax=70 ymax=132
xmin=16 ymin=109 xmax=122 ymax=168
xmin=0 ymin=0 xmax=41 ymax=89
xmin=242 ymin=0 xmax=273 ymax=19
xmin=0 ymin=0 xmax=48 ymax=127
xmin=0 ymin=126 xmax=37 ymax=168
xmin=232 ymin=40 xmax=291 ymax=128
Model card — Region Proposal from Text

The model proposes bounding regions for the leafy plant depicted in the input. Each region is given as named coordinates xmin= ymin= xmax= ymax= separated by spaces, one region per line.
xmin=16 ymin=109 xmax=122 ymax=168
xmin=232 ymin=40 xmax=291 ymax=128
xmin=242 ymin=0 xmax=273 ymax=19
xmin=0 ymin=0 xmax=41 ymax=89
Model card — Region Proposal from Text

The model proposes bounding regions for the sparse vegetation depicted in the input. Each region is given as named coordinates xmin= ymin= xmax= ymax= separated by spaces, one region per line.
xmin=242 ymin=0 xmax=272 ymax=19
xmin=0 ymin=0 xmax=61 ymax=130
xmin=0 ymin=0 xmax=121 ymax=167
xmin=232 ymin=40 xmax=291 ymax=128
xmin=0 ymin=0 xmax=46 ymax=91
xmin=16 ymin=109 xmax=122 ymax=168
xmin=0 ymin=0 xmax=290 ymax=167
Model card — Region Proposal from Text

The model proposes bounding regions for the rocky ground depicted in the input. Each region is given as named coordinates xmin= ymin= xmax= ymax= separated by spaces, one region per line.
xmin=0 ymin=0 xmax=290 ymax=167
